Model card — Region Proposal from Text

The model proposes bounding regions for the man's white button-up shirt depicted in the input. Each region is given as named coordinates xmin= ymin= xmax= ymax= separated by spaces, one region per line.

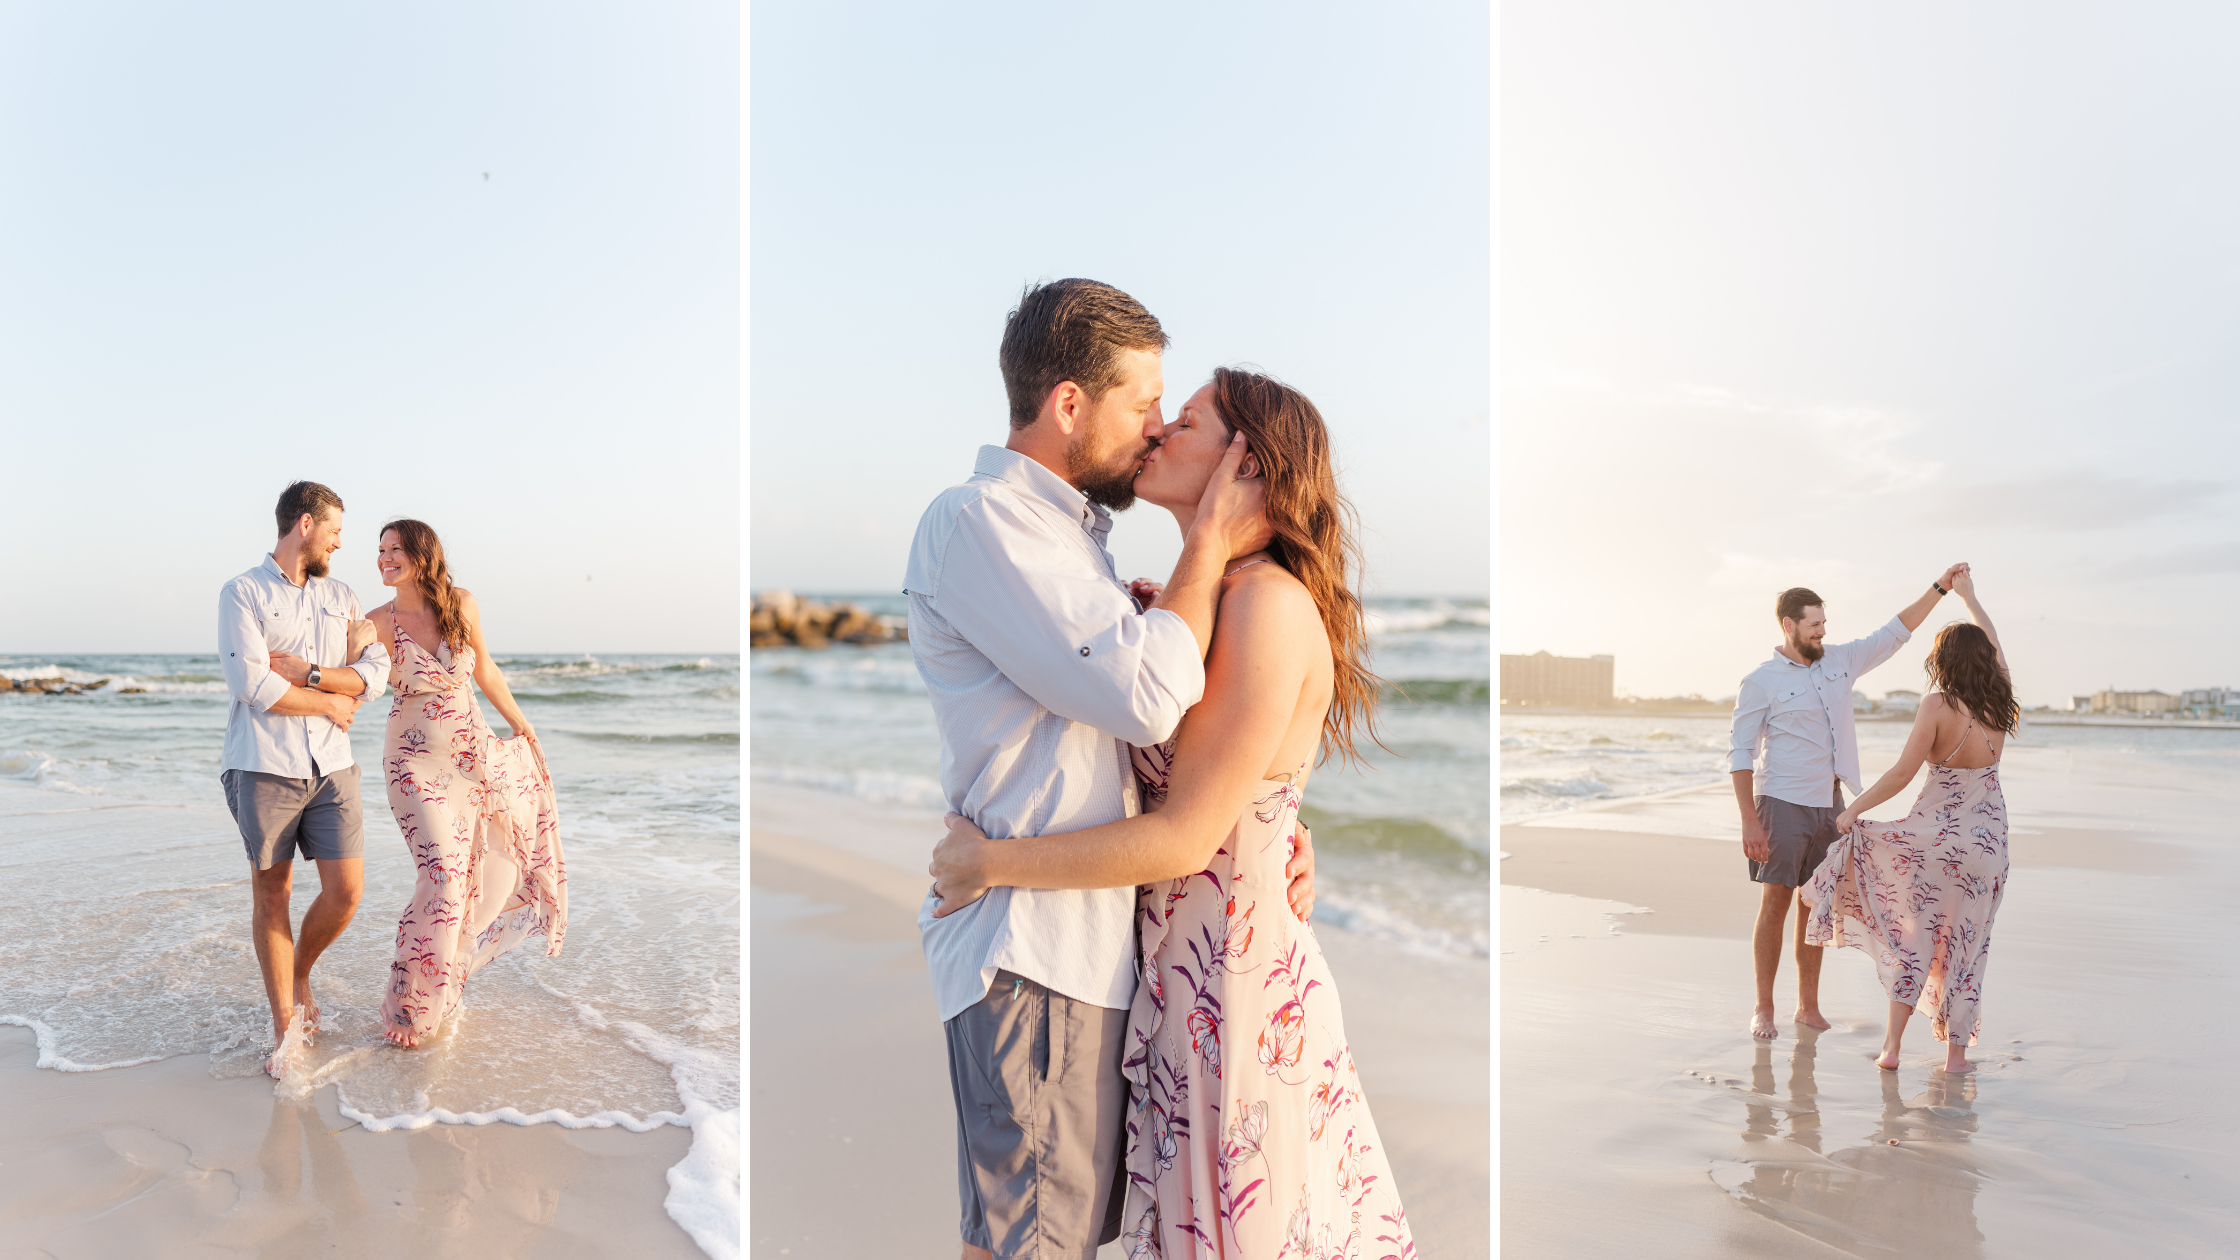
xmin=218 ymin=555 xmax=389 ymax=779
xmin=905 ymin=445 xmax=1207 ymax=1022
xmin=1727 ymin=615 xmax=1912 ymax=808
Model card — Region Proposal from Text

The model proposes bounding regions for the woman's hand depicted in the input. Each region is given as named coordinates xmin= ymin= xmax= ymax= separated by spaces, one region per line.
xmin=1285 ymin=824 xmax=1316 ymax=921
xmin=509 ymin=720 xmax=536 ymax=743
xmin=1949 ymin=564 xmax=1975 ymax=599
xmin=1127 ymin=578 xmax=1166 ymax=610
xmin=1835 ymin=807 xmax=1860 ymax=835
xmin=929 ymin=811 xmax=994 ymax=918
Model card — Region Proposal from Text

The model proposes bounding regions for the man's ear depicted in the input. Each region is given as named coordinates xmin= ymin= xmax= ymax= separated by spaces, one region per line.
xmin=1047 ymin=381 xmax=1084 ymax=436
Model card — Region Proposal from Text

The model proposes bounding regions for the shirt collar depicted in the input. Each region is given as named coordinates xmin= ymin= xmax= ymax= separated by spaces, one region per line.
xmin=973 ymin=445 xmax=1111 ymax=537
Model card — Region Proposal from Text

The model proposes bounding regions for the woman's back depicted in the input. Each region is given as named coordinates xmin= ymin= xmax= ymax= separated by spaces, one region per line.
xmin=1928 ymin=693 xmax=2006 ymax=770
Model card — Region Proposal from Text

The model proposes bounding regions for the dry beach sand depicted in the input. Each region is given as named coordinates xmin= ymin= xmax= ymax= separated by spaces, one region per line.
xmin=1501 ymin=748 xmax=2240 ymax=1257
xmin=749 ymin=781 xmax=1490 ymax=1258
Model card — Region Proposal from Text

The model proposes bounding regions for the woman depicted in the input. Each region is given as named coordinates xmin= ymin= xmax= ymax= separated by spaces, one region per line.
xmin=367 ymin=520 xmax=568 ymax=1048
xmin=930 ymin=368 xmax=1412 ymax=1258
xmin=1804 ymin=565 xmax=2011 ymax=1075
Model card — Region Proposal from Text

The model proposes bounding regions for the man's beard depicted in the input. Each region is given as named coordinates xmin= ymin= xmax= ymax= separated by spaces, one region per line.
xmin=1070 ymin=433 xmax=1155 ymax=512
xmin=305 ymin=552 xmax=331 ymax=579
xmin=1794 ymin=637 xmax=1824 ymax=662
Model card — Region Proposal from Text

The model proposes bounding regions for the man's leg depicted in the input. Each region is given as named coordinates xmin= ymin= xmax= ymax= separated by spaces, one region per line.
xmin=1792 ymin=892 xmax=1830 ymax=1029
xmin=1751 ymin=881 xmax=1792 ymax=1039
xmin=292 ymin=857 xmax=364 ymax=1030
xmin=251 ymin=861 xmax=299 ymax=1036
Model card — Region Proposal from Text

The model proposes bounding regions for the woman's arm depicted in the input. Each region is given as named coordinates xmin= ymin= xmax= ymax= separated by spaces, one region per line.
xmin=928 ymin=576 xmax=1320 ymax=916
xmin=1950 ymin=566 xmax=2005 ymax=672
xmin=461 ymin=591 xmax=535 ymax=740
xmin=1835 ymin=694 xmax=1946 ymax=831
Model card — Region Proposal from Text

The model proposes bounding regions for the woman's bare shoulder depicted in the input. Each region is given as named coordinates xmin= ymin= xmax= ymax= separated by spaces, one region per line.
xmin=1213 ymin=565 xmax=1324 ymax=653
xmin=368 ymin=602 xmax=396 ymax=622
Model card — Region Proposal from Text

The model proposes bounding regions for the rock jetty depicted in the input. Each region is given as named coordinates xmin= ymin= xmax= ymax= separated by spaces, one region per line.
xmin=0 ymin=676 xmax=111 ymax=695
xmin=750 ymin=591 xmax=907 ymax=649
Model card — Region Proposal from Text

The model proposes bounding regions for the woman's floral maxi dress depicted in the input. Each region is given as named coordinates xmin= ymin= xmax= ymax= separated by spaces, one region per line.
xmin=1804 ymin=716 xmax=2008 ymax=1047
xmin=379 ymin=623 xmax=568 ymax=1041
xmin=1120 ymin=741 xmax=1414 ymax=1260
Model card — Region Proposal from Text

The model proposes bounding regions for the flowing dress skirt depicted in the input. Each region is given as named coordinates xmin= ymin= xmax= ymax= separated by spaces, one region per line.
xmin=1804 ymin=763 xmax=2008 ymax=1046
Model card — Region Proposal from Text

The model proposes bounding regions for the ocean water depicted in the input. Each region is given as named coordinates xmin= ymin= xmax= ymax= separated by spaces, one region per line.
xmin=0 ymin=652 xmax=739 ymax=1256
xmin=751 ymin=596 xmax=1492 ymax=959
xmin=1501 ymin=710 xmax=2240 ymax=826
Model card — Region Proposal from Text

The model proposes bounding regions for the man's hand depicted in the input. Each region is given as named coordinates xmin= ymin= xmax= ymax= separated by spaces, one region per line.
xmin=1192 ymin=432 xmax=1273 ymax=560
xmin=268 ymin=651 xmax=312 ymax=687
xmin=929 ymin=811 xmax=994 ymax=919
xmin=1742 ymin=815 xmax=1772 ymax=862
xmin=1937 ymin=562 xmax=1967 ymax=592
xmin=1285 ymin=824 xmax=1317 ymax=922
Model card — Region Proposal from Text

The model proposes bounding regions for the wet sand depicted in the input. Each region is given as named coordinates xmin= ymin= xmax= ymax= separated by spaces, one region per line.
xmin=0 ymin=1023 xmax=701 ymax=1259
xmin=748 ymin=782 xmax=1490 ymax=1258
xmin=1501 ymin=763 xmax=2240 ymax=1258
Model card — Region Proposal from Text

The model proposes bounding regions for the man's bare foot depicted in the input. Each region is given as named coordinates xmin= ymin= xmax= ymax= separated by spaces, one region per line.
xmin=266 ymin=1007 xmax=309 ymax=1079
xmin=294 ymin=978 xmax=320 ymax=1039
xmin=1794 ymin=1008 xmax=1831 ymax=1031
xmin=1875 ymin=1049 xmax=1900 ymax=1070
xmin=1751 ymin=1007 xmax=1779 ymax=1040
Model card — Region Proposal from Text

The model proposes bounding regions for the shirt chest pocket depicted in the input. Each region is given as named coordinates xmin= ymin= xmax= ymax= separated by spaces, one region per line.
xmin=1771 ymin=683 xmax=1814 ymax=711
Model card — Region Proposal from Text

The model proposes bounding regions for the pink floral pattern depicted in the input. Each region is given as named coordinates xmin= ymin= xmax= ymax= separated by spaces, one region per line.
xmin=379 ymin=622 xmax=567 ymax=1040
xmin=1804 ymin=734 xmax=2008 ymax=1047
xmin=1122 ymin=741 xmax=1413 ymax=1259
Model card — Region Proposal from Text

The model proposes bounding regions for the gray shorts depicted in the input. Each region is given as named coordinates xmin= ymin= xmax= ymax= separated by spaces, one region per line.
xmin=944 ymin=969 xmax=1128 ymax=1260
xmin=222 ymin=766 xmax=365 ymax=870
xmin=1749 ymin=783 xmax=1845 ymax=887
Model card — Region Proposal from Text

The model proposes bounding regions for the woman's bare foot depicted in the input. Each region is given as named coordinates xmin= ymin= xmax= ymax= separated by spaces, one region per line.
xmin=1875 ymin=1049 xmax=1900 ymax=1070
xmin=1942 ymin=1048 xmax=1974 ymax=1075
xmin=384 ymin=1026 xmax=420 ymax=1048
xmin=1794 ymin=1007 xmax=1831 ymax=1031
xmin=1751 ymin=1007 xmax=1779 ymax=1040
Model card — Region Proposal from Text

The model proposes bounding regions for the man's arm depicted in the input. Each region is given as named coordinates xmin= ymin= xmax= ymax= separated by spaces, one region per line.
xmin=932 ymin=497 xmax=1205 ymax=748
xmin=1895 ymin=563 xmax=1967 ymax=633
xmin=1727 ymin=677 xmax=1772 ymax=860
xmin=269 ymin=652 xmax=367 ymax=697
xmin=219 ymin=584 xmax=357 ymax=728
xmin=1142 ymin=432 xmax=1272 ymax=659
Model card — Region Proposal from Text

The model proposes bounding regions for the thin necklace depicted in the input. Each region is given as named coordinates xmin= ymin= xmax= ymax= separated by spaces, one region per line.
xmin=1225 ymin=558 xmax=1269 ymax=578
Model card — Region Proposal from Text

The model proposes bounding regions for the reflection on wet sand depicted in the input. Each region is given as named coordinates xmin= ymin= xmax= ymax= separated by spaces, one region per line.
xmin=1711 ymin=1028 xmax=1985 ymax=1259
xmin=257 ymin=1097 xmax=370 ymax=1227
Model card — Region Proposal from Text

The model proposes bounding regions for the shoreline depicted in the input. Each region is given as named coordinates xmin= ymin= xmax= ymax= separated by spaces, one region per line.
xmin=0 ymin=1023 xmax=704 ymax=1258
xmin=748 ymin=781 xmax=1490 ymax=1258
xmin=1500 ymin=753 xmax=2240 ymax=1257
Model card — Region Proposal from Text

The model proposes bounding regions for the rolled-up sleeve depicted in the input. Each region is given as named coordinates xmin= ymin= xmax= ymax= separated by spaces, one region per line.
xmin=1727 ymin=676 xmax=1769 ymax=773
xmin=344 ymin=597 xmax=389 ymax=702
xmin=219 ymin=582 xmax=290 ymax=712
xmin=929 ymin=496 xmax=1205 ymax=746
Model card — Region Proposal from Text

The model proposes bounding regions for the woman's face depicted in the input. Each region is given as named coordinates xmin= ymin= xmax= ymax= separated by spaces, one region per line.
xmin=376 ymin=530 xmax=416 ymax=588
xmin=1134 ymin=383 xmax=1242 ymax=510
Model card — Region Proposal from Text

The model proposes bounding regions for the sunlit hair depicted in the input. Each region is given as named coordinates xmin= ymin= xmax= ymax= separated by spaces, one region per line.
xmin=380 ymin=519 xmax=469 ymax=653
xmin=1205 ymin=367 xmax=1384 ymax=766
xmin=1926 ymin=621 xmax=2017 ymax=734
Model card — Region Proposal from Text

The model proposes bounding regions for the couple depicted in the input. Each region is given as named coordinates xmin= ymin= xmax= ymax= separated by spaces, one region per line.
xmin=217 ymin=481 xmax=568 ymax=1077
xmin=1731 ymin=564 xmax=2014 ymax=1075
xmin=915 ymin=279 xmax=1413 ymax=1260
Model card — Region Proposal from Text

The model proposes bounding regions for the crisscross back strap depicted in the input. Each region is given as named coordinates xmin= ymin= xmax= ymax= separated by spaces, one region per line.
xmin=1935 ymin=713 xmax=1980 ymax=766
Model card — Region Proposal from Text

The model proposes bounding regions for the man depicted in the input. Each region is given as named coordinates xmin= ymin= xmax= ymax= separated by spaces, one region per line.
xmin=1729 ymin=566 xmax=1965 ymax=1042
xmin=904 ymin=278 xmax=1315 ymax=1260
xmin=218 ymin=481 xmax=390 ymax=1076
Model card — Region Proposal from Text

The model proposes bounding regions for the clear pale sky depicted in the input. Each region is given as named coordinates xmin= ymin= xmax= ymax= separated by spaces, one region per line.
xmin=749 ymin=0 xmax=1490 ymax=599
xmin=0 ymin=3 xmax=738 ymax=654
xmin=1502 ymin=3 xmax=2240 ymax=707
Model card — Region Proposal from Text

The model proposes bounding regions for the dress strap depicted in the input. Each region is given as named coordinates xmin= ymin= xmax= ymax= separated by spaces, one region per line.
xmin=1934 ymin=713 xmax=1978 ymax=767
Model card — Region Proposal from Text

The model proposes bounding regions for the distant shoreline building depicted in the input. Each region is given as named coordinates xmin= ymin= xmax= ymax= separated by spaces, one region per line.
xmin=2084 ymin=689 xmax=2180 ymax=715
xmin=1500 ymin=651 xmax=1614 ymax=708
xmin=2180 ymin=687 xmax=2240 ymax=720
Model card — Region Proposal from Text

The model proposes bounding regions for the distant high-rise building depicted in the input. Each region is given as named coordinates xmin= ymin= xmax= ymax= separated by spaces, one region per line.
xmin=1499 ymin=651 xmax=1614 ymax=708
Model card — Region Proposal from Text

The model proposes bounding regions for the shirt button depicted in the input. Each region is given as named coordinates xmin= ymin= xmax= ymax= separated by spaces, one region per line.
xmin=1080 ymin=647 xmax=1091 ymax=657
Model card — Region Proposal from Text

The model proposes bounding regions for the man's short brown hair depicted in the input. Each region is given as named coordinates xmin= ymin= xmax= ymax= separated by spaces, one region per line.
xmin=998 ymin=278 xmax=1169 ymax=430
xmin=1775 ymin=587 xmax=1824 ymax=624
xmin=275 ymin=481 xmax=345 ymax=537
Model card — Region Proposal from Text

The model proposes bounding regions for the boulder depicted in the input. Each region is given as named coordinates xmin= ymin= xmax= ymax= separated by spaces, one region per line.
xmin=749 ymin=589 xmax=907 ymax=648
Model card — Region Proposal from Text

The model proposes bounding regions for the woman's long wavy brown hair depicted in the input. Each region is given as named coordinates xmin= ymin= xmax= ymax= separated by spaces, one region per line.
xmin=1206 ymin=367 xmax=1384 ymax=766
xmin=1926 ymin=621 xmax=2018 ymax=734
xmin=381 ymin=519 xmax=470 ymax=652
